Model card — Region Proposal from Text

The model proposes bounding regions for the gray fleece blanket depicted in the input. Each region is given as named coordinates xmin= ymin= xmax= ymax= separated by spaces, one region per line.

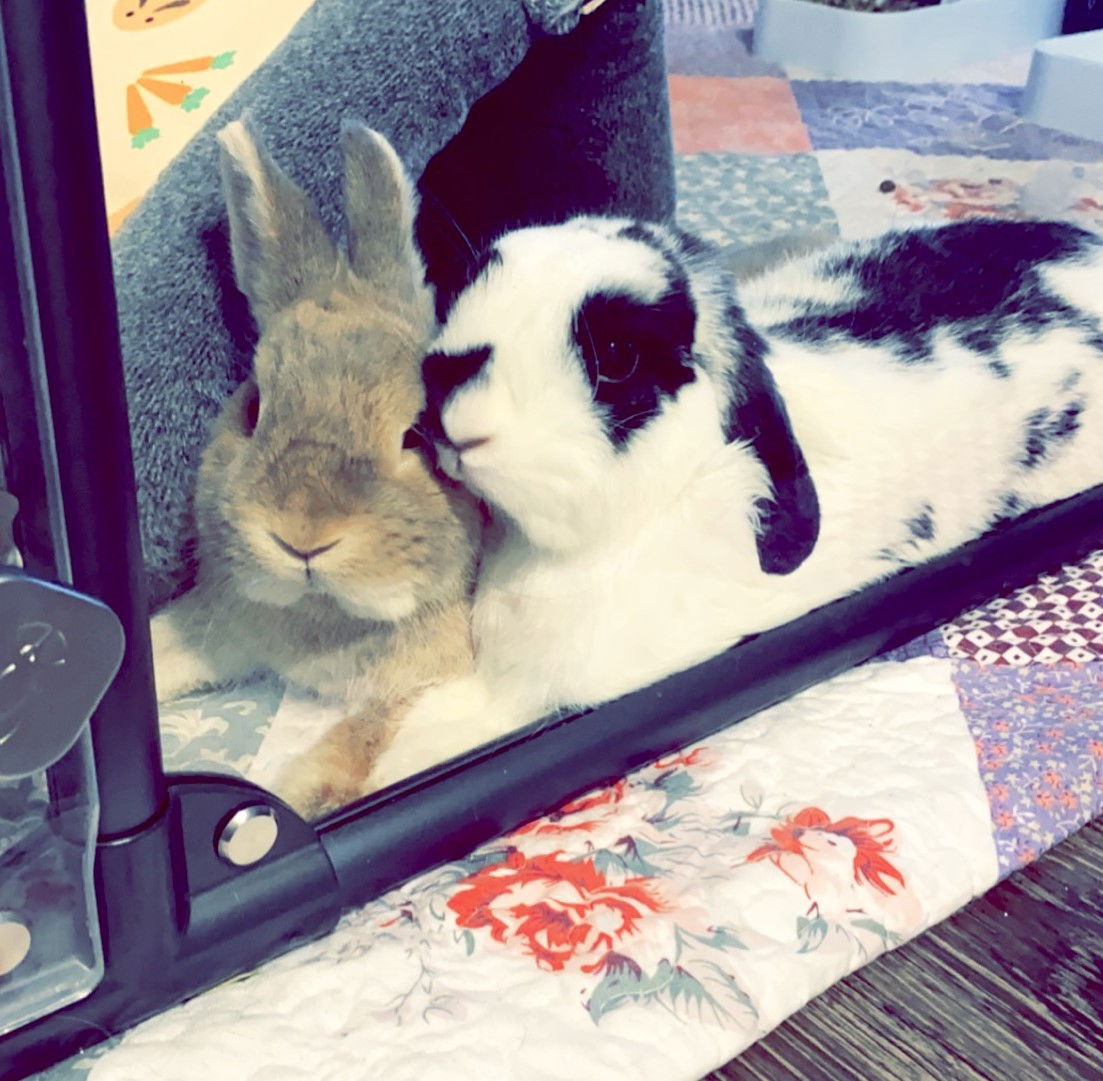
xmin=114 ymin=0 xmax=674 ymax=608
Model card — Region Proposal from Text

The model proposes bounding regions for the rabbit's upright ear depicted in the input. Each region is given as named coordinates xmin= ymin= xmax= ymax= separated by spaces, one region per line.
xmin=217 ymin=119 xmax=337 ymax=331
xmin=340 ymin=122 xmax=426 ymax=305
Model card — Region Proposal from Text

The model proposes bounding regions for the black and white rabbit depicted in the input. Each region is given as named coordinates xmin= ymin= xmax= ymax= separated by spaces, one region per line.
xmin=385 ymin=216 xmax=1103 ymax=758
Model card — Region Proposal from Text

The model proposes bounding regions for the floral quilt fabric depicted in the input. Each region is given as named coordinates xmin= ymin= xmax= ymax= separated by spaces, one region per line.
xmin=39 ymin=3 xmax=1103 ymax=1080
xmin=80 ymin=659 xmax=1001 ymax=1081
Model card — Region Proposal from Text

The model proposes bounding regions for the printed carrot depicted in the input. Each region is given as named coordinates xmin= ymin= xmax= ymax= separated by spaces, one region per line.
xmin=143 ymin=56 xmax=216 ymax=76
xmin=126 ymin=82 xmax=153 ymax=135
xmin=137 ymin=77 xmax=192 ymax=106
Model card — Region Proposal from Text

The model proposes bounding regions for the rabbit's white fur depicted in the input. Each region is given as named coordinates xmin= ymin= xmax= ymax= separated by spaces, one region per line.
xmin=396 ymin=216 xmax=1103 ymax=751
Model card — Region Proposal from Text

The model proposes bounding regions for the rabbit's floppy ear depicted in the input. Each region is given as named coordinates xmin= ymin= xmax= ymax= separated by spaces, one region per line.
xmin=217 ymin=119 xmax=337 ymax=331
xmin=340 ymin=122 xmax=425 ymax=305
xmin=726 ymin=320 xmax=820 ymax=575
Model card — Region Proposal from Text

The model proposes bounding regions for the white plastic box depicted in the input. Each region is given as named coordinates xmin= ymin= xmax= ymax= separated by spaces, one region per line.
xmin=752 ymin=0 xmax=1065 ymax=81
xmin=1021 ymin=30 xmax=1103 ymax=143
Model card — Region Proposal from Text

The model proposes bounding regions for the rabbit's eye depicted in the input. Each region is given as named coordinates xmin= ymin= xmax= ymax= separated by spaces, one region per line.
xmin=241 ymin=382 xmax=261 ymax=437
xmin=598 ymin=339 xmax=641 ymax=385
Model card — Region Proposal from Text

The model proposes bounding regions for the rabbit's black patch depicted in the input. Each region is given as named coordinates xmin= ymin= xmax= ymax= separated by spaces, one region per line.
xmin=725 ymin=305 xmax=820 ymax=575
xmin=725 ymin=303 xmax=771 ymax=380
xmin=877 ymin=502 xmax=937 ymax=564
xmin=670 ymin=228 xmax=714 ymax=260
xmin=1019 ymin=398 xmax=1084 ymax=470
xmin=618 ymin=222 xmax=715 ymax=273
xmin=907 ymin=503 xmax=935 ymax=541
xmin=992 ymin=491 xmax=1025 ymax=525
xmin=955 ymin=323 xmax=1000 ymax=355
xmin=572 ymin=284 xmax=698 ymax=449
xmin=422 ymin=346 xmax=493 ymax=430
xmin=434 ymin=247 xmax=503 ymax=322
xmin=771 ymin=221 xmax=1097 ymax=365
xmin=617 ymin=222 xmax=665 ymax=250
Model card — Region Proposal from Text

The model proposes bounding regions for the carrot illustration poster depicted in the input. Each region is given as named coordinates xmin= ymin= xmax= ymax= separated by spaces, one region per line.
xmin=86 ymin=0 xmax=316 ymax=233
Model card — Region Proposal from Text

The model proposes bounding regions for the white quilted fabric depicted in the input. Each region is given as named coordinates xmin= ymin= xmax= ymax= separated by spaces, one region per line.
xmin=87 ymin=657 xmax=998 ymax=1081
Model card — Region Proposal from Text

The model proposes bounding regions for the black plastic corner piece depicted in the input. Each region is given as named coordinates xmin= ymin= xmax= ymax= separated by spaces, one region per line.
xmin=2 ymin=773 xmax=341 ymax=1081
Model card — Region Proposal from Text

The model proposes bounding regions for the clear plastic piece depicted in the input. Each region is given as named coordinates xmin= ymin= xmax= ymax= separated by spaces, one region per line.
xmin=0 ymin=732 xmax=103 ymax=1036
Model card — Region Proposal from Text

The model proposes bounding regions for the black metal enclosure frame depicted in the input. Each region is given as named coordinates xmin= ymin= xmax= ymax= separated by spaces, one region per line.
xmin=1 ymin=3 xmax=1101 ymax=1078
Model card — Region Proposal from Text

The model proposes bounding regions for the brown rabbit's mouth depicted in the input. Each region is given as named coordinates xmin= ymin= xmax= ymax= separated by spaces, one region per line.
xmin=327 ymin=581 xmax=418 ymax=622
xmin=236 ymin=534 xmax=421 ymax=623
xmin=236 ymin=563 xmax=419 ymax=624
xmin=237 ymin=569 xmax=310 ymax=610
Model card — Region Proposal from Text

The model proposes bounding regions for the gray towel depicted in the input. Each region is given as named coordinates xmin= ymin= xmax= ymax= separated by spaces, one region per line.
xmin=111 ymin=0 xmax=674 ymax=607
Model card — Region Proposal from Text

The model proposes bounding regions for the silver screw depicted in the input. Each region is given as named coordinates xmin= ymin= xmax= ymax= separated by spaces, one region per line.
xmin=0 ymin=913 xmax=31 ymax=977
xmin=216 ymin=804 xmax=278 ymax=867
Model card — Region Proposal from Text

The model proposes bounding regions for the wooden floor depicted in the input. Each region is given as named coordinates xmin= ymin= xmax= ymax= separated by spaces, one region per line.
xmin=709 ymin=818 xmax=1103 ymax=1081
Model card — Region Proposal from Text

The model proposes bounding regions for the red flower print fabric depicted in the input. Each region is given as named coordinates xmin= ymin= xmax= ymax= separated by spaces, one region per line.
xmin=449 ymin=851 xmax=662 ymax=973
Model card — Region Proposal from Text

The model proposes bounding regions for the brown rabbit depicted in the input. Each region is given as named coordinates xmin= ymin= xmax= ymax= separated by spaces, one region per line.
xmin=150 ymin=119 xmax=481 ymax=818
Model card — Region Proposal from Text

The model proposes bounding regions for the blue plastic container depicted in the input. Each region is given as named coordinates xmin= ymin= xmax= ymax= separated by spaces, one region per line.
xmin=1022 ymin=29 xmax=1103 ymax=143
xmin=753 ymin=0 xmax=1065 ymax=80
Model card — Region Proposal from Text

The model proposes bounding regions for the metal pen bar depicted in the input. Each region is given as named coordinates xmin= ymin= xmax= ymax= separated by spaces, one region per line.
xmin=0 ymin=0 xmax=165 ymax=838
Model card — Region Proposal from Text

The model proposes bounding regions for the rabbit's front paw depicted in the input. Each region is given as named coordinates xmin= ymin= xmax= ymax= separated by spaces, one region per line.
xmin=150 ymin=594 xmax=258 ymax=703
xmin=274 ymin=760 xmax=368 ymax=821
xmin=150 ymin=608 xmax=223 ymax=703
xmin=272 ymin=709 xmax=397 ymax=819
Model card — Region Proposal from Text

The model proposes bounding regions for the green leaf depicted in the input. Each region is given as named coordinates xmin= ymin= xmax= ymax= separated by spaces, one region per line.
xmin=455 ymin=847 xmax=512 ymax=875
xmin=591 ymin=849 xmax=624 ymax=878
xmin=180 ymin=88 xmax=209 ymax=113
xmin=585 ymin=953 xmax=647 ymax=1022
xmin=796 ymin=914 xmax=829 ymax=953
xmin=210 ymin=51 xmax=236 ymax=70
xmin=849 ymin=917 xmax=902 ymax=949
xmin=615 ymin=836 xmax=664 ymax=876
xmin=660 ymin=961 xmax=731 ymax=1023
xmin=131 ymin=127 xmax=160 ymax=149
xmin=676 ymin=924 xmax=748 ymax=954
xmin=591 ymin=836 xmax=663 ymax=879
xmin=694 ymin=960 xmax=758 ymax=1018
xmin=653 ymin=769 xmax=696 ymax=803
xmin=586 ymin=954 xmax=755 ymax=1025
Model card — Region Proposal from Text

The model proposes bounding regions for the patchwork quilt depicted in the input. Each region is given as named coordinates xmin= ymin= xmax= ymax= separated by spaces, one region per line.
xmin=37 ymin=2 xmax=1102 ymax=1079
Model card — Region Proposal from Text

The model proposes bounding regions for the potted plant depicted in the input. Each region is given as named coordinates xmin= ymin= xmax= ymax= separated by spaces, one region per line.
xmin=752 ymin=0 xmax=1065 ymax=80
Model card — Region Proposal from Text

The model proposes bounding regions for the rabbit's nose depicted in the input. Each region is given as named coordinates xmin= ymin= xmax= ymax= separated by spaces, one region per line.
xmin=269 ymin=533 xmax=341 ymax=563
